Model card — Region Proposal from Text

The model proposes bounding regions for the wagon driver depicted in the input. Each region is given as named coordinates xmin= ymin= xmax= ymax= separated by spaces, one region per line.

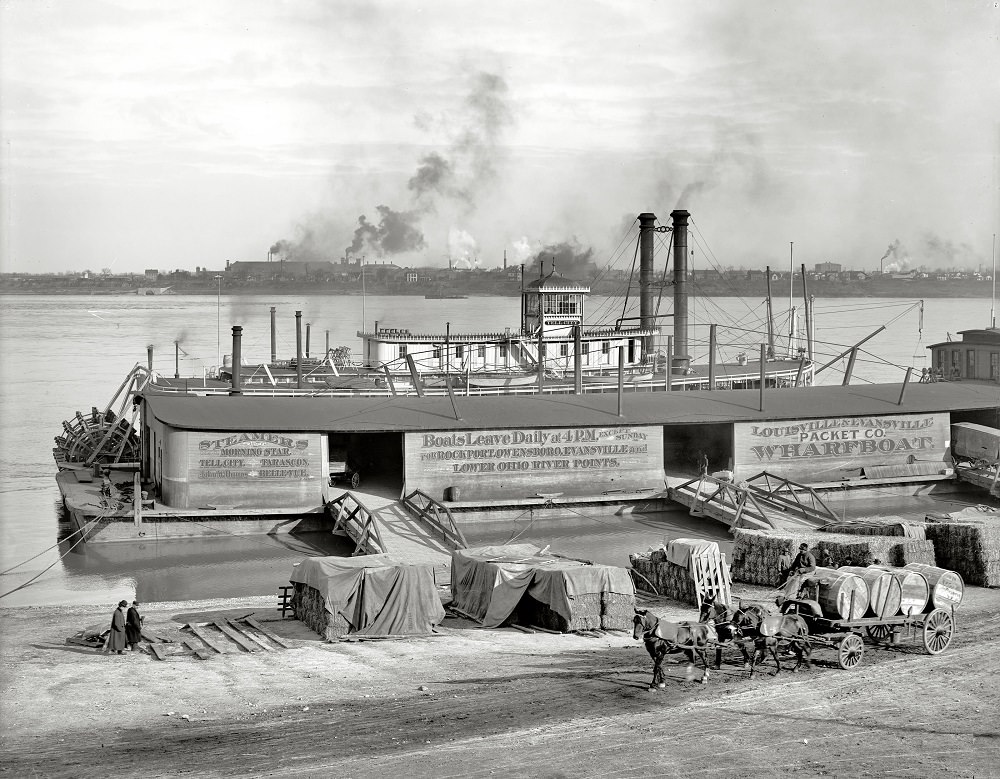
xmin=782 ymin=543 xmax=817 ymax=601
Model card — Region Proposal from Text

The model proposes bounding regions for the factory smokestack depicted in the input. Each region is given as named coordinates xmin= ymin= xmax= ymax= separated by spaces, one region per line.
xmin=230 ymin=326 xmax=242 ymax=395
xmin=671 ymin=209 xmax=691 ymax=372
xmin=638 ymin=213 xmax=656 ymax=356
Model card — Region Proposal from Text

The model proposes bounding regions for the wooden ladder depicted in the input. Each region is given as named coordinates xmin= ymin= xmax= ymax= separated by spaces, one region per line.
xmin=690 ymin=550 xmax=732 ymax=610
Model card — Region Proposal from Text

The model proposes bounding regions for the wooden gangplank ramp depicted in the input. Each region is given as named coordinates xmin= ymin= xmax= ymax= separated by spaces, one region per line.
xmin=327 ymin=490 xmax=464 ymax=579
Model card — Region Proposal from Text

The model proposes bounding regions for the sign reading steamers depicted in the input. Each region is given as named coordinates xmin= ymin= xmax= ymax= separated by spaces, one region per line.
xmin=194 ymin=432 xmax=319 ymax=481
xmin=732 ymin=413 xmax=949 ymax=482
xmin=404 ymin=425 xmax=664 ymax=501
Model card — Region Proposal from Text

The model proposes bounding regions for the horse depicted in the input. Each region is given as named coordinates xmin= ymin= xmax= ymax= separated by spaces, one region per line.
xmin=741 ymin=610 xmax=812 ymax=677
xmin=632 ymin=609 xmax=718 ymax=689
xmin=698 ymin=594 xmax=755 ymax=670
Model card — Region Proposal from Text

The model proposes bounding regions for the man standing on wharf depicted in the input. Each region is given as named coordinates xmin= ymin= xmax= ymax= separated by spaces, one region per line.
xmin=126 ymin=601 xmax=143 ymax=651
xmin=106 ymin=600 xmax=128 ymax=655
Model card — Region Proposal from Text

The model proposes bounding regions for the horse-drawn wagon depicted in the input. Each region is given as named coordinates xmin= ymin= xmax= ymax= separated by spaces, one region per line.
xmin=778 ymin=563 xmax=961 ymax=669
xmin=778 ymin=602 xmax=955 ymax=669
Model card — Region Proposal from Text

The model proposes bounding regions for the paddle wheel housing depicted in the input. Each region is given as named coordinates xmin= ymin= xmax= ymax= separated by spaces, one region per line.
xmin=52 ymin=365 xmax=152 ymax=470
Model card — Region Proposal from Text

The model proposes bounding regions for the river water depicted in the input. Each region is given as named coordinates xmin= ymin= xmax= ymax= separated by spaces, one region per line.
xmin=0 ymin=293 xmax=989 ymax=606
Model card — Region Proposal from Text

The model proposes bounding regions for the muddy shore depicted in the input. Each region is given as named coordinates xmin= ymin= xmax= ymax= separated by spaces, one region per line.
xmin=1 ymin=588 xmax=998 ymax=778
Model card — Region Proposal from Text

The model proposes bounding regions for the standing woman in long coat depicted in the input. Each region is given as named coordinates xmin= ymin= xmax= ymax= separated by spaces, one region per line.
xmin=107 ymin=600 xmax=128 ymax=654
xmin=125 ymin=601 xmax=143 ymax=650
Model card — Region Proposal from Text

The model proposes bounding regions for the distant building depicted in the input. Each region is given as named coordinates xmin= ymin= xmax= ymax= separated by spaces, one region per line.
xmin=228 ymin=261 xmax=335 ymax=281
xmin=814 ymin=262 xmax=842 ymax=273
xmin=144 ymin=269 xmax=159 ymax=281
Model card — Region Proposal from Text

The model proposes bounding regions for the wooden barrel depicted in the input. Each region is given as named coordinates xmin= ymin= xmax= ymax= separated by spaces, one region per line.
xmin=838 ymin=566 xmax=902 ymax=618
xmin=902 ymin=563 xmax=964 ymax=611
xmin=872 ymin=566 xmax=929 ymax=615
xmin=812 ymin=567 xmax=869 ymax=620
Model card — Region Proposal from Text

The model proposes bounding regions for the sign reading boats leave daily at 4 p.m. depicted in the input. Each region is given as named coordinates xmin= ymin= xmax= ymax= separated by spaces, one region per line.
xmin=404 ymin=425 xmax=664 ymax=501
xmin=732 ymin=413 xmax=949 ymax=482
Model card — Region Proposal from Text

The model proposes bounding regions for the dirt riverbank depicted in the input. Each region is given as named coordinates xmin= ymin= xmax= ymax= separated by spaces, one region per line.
xmin=1 ymin=587 xmax=998 ymax=778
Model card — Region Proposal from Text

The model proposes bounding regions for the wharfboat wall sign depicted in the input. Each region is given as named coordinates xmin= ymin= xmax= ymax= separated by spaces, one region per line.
xmin=404 ymin=425 xmax=664 ymax=501
xmin=190 ymin=432 xmax=321 ymax=482
xmin=732 ymin=413 xmax=949 ymax=482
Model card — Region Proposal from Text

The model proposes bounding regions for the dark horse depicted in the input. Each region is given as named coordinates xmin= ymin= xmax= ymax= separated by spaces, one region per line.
xmin=699 ymin=594 xmax=811 ymax=677
xmin=632 ymin=609 xmax=718 ymax=689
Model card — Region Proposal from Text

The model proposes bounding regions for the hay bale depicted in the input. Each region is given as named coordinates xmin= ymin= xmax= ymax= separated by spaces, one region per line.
xmin=291 ymin=583 xmax=351 ymax=640
xmin=730 ymin=529 xmax=937 ymax=586
xmin=924 ymin=519 xmax=1000 ymax=587
xmin=600 ymin=592 xmax=637 ymax=631
xmin=822 ymin=516 xmax=927 ymax=540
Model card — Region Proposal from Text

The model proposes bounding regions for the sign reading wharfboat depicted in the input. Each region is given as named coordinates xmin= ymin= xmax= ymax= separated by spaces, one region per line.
xmin=191 ymin=432 xmax=320 ymax=481
xmin=404 ymin=425 xmax=663 ymax=501
xmin=732 ymin=413 xmax=949 ymax=482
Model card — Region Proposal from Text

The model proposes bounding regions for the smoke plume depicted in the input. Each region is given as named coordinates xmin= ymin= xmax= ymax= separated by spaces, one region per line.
xmin=347 ymin=205 xmax=426 ymax=257
xmin=524 ymin=241 xmax=598 ymax=280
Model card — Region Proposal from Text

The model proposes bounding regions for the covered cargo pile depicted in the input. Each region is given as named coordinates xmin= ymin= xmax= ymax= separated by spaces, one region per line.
xmin=629 ymin=539 xmax=732 ymax=607
xmin=451 ymin=544 xmax=635 ymax=631
xmin=924 ymin=507 xmax=1000 ymax=587
xmin=289 ymin=555 xmax=445 ymax=640
xmin=731 ymin=528 xmax=936 ymax=586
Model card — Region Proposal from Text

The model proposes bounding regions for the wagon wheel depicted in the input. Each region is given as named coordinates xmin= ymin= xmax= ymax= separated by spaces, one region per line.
xmin=922 ymin=608 xmax=954 ymax=655
xmin=349 ymin=472 xmax=361 ymax=489
xmin=837 ymin=633 xmax=864 ymax=670
xmin=865 ymin=624 xmax=893 ymax=644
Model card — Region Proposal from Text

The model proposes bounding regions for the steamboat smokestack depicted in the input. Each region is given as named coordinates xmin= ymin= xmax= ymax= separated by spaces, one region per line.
xmin=295 ymin=311 xmax=303 ymax=389
xmin=671 ymin=209 xmax=690 ymax=372
xmin=230 ymin=326 xmax=242 ymax=395
xmin=270 ymin=306 xmax=277 ymax=363
xmin=174 ymin=340 xmax=180 ymax=379
xmin=147 ymin=345 xmax=153 ymax=372
xmin=638 ymin=212 xmax=656 ymax=356
xmin=306 ymin=323 xmax=311 ymax=359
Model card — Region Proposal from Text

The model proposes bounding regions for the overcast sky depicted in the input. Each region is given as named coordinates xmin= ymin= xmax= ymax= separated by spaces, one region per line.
xmin=1 ymin=0 xmax=998 ymax=275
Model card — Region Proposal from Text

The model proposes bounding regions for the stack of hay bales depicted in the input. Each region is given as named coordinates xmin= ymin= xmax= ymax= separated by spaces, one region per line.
xmin=923 ymin=513 xmax=1000 ymax=588
xmin=731 ymin=528 xmax=936 ymax=587
xmin=517 ymin=593 xmax=603 ymax=632
xmin=290 ymin=582 xmax=351 ymax=641
xmin=516 ymin=590 xmax=635 ymax=632
xmin=629 ymin=548 xmax=698 ymax=605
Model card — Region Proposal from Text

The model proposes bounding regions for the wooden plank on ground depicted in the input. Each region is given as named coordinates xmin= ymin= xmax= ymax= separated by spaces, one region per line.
xmin=140 ymin=628 xmax=171 ymax=643
xmin=182 ymin=639 xmax=212 ymax=660
xmin=148 ymin=643 xmax=168 ymax=661
xmin=214 ymin=621 xmax=258 ymax=652
xmin=242 ymin=617 xmax=293 ymax=649
xmin=225 ymin=620 xmax=274 ymax=652
xmin=184 ymin=624 xmax=226 ymax=654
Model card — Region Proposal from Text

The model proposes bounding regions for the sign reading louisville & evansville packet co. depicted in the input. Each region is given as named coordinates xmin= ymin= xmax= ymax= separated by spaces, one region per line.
xmin=732 ymin=413 xmax=949 ymax=481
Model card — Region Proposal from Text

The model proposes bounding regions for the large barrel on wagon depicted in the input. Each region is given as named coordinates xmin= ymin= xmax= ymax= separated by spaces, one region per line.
xmin=872 ymin=566 xmax=929 ymax=615
xmin=838 ymin=566 xmax=901 ymax=618
xmin=902 ymin=563 xmax=964 ymax=611
xmin=812 ymin=567 xmax=869 ymax=620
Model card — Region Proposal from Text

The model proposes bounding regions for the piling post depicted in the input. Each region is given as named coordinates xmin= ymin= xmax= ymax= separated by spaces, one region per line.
xmin=708 ymin=324 xmax=717 ymax=390
xmin=758 ymin=344 xmax=766 ymax=412
xmin=574 ymin=324 xmax=583 ymax=395
xmin=897 ymin=367 xmax=914 ymax=405
xmin=665 ymin=336 xmax=673 ymax=392
xmin=617 ymin=345 xmax=625 ymax=417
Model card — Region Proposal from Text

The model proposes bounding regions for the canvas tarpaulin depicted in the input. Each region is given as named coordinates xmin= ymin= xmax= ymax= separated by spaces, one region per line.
xmin=451 ymin=544 xmax=635 ymax=628
xmin=290 ymin=554 xmax=445 ymax=636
